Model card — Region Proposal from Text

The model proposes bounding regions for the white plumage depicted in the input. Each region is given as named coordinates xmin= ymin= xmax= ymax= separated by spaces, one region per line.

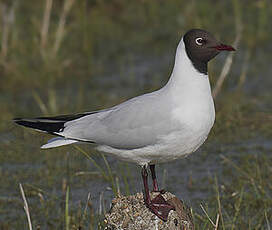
xmin=41 ymin=38 xmax=215 ymax=166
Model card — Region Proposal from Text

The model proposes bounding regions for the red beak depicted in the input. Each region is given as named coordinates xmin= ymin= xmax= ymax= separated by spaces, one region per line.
xmin=213 ymin=44 xmax=235 ymax=51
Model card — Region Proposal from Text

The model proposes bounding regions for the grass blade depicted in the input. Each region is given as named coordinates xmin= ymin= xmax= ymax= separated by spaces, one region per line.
xmin=231 ymin=187 xmax=244 ymax=230
xmin=215 ymin=176 xmax=225 ymax=230
xmin=19 ymin=183 xmax=33 ymax=230
xmin=101 ymin=153 xmax=117 ymax=195
xmin=65 ymin=186 xmax=70 ymax=230
xmin=74 ymin=146 xmax=108 ymax=180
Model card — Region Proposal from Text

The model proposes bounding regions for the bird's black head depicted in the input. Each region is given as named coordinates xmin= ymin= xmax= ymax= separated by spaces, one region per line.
xmin=183 ymin=29 xmax=235 ymax=74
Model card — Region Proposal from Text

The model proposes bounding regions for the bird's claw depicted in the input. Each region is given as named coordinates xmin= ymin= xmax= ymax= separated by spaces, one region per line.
xmin=145 ymin=193 xmax=175 ymax=222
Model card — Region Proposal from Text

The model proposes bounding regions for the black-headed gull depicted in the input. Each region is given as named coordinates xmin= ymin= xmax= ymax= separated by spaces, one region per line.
xmin=14 ymin=29 xmax=235 ymax=221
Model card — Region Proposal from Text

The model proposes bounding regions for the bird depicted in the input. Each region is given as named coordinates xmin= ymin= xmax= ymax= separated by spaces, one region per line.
xmin=14 ymin=29 xmax=235 ymax=221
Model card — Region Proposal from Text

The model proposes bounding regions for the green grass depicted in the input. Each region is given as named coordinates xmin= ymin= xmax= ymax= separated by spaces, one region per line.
xmin=0 ymin=0 xmax=272 ymax=229
xmin=193 ymin=154 xmax=272 ymax=229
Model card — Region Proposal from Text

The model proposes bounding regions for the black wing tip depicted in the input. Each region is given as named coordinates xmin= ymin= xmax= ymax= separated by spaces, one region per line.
xmin=13 ymin=118 xmax=33 ymax=124
xmin=13 ymin=111 xmax=97 ymax=124
xmin=13 ymin=117 xmax=65 ymax=133
xmin=12 ymin=111 xmax=96 ymax=132
xmin=13 ymin=118 xmax=37 ymax=128
xmin=13 ymin=118 xmax=24 ymax=124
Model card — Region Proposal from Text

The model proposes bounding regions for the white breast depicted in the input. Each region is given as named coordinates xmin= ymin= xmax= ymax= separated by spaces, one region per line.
xmin=97 ymin=38 xmax=215 ymax=166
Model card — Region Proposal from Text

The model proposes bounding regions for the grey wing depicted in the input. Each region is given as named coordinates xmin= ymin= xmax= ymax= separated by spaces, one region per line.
xmin=62 ymin=91 xmax=179 ymax=149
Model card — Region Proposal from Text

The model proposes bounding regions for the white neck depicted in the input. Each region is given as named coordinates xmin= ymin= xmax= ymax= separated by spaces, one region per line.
xmin=164 ymin=38 xmax=212 ymax=96
xmin=162 ymin=38 xmax=215 ymax=134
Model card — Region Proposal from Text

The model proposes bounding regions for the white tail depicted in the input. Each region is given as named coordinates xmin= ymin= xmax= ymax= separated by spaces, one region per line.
xmin=41 ymin=137 xmax=78 ymax=149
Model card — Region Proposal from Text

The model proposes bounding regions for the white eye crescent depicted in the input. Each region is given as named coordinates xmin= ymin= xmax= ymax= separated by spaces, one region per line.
xmin=195 ymin=37 xmax=203 ymax=46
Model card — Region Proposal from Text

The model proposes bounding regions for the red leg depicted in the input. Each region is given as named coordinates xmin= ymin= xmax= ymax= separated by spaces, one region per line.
xmin=150 ymin=164 xmax=159 ymax=192
xmin=142 ymin=165 xmax=151 ymax=203
xmin=141 ymin=166 xmax=175 ymax=222
xmin=150 ymin=164 xmax=166 ymax=193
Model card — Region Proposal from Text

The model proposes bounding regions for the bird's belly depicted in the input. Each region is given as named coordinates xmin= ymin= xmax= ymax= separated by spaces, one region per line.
xmin=97 ymin=121 xmax=213 ymax=165
xmin=151 ymin=127 xmax=210 ymax=163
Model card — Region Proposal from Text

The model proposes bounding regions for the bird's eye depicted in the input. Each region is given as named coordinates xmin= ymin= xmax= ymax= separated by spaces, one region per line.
xmin=195 ymin=37 xmax=204 ymax=46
